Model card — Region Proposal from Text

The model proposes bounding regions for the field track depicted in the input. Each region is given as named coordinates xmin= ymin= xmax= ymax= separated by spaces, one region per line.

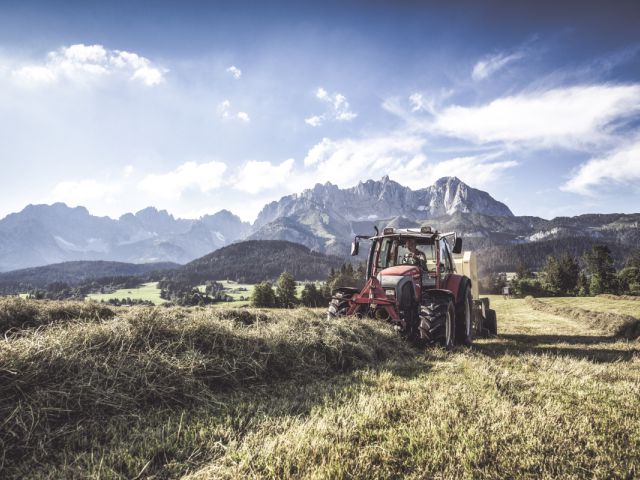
xmin=1 ymin=295 xmax=639 ymax=479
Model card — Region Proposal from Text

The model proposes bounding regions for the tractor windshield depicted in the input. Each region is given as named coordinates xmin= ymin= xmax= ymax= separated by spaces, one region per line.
xmin=375 ymin=237 xmax=437 ymax=271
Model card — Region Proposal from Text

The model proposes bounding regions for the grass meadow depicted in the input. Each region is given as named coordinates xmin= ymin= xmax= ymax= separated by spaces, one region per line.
xmin=0 ymin=295 xmax=638 ymax=478
xmin=87 ymin=281 xmax=167 ymax=304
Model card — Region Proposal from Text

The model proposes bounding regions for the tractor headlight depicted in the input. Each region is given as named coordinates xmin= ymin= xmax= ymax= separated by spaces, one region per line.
xmin=385 ymin=289 xmax=395 ymax=298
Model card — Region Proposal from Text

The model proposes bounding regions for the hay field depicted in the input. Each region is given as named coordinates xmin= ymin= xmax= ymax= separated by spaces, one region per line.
xmin=0 ymin=295 xmax=639 ymax=479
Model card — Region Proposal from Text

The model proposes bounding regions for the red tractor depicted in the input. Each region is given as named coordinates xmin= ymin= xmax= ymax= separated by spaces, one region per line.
xmin=327 ymin=226 xmax=497 ymax=348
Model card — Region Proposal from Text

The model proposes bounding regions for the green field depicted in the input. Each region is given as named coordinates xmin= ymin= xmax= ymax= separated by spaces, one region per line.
xmin=87 ymin=281 xmax=167 ymax=304
xmin=87 ymin=280 xmax=319 ymax=306
xmin=1 ymin=295 xmax=639 ymax=478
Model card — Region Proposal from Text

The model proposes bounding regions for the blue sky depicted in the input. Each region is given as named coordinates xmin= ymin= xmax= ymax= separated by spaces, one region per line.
xmin=0 ymin=0 xmax=639 ymax=221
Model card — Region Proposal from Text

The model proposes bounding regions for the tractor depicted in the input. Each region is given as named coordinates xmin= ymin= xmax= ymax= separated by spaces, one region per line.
xmin=327 ymin=226 xmax=497 ymax=348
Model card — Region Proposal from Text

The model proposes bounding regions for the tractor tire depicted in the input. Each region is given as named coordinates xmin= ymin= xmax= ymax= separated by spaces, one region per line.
xmin=455 ymin=286 xmax=473 ymax=346
xmin=419 ymin=294 xmax=455 ymax=349
xmin=484 ymin=309 xmax=498 ymax=336
xmin=327 ymin=291 xmax=353 ymax=319
xmin=484 ymin=308 xmax=498 ymax=336
xmin=399 ymin=283 xmax=421 ymax=345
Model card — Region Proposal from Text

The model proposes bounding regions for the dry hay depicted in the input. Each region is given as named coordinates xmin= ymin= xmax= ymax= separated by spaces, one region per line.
xmin=0 ymin=305 xmax=411 ymax=464
xmin=0 ymin=297 xmax=115 ymax=336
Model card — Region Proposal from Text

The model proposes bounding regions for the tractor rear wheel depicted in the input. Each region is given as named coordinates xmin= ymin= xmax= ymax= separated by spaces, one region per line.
xmin=484 ymin=309 xmax=498 ymax=335
xmin=419 ymin=295 xmax=455 ymax=349
xmin=327 ymin=290 xmax=353 ymax=319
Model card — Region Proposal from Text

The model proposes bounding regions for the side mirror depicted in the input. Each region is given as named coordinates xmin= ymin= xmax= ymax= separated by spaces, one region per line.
xmin=452 ymin=236 xmax=463 ymax=254
xmin=351 ymin=239 xmax=360 ymax=256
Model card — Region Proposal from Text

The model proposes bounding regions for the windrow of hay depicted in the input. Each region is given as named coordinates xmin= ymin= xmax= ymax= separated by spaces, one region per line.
xmin=0 ymin=306 xmax=411 ymax=464
xmin=0 ymin=297 xmax=115 ymax=336
xmin=525 ymin=296 xmax=640 ymax=339
xmin=598 ymin=293 xmax=640 ymax=302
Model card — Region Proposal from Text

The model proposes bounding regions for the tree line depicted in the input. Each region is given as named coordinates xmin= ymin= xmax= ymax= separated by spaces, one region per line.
xmin=251 ymin=264 xmax=367 ymax=308
xmin=503 ymin=245 xmax=640 ymax=297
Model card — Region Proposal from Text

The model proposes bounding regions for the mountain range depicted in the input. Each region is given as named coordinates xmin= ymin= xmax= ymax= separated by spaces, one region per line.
xmin=0 ymin=176 xmax=638 ymax=272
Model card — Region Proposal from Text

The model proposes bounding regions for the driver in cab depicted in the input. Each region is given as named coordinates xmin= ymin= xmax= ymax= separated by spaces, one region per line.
xmin=402 ymin=239 xmax=426 ymax=269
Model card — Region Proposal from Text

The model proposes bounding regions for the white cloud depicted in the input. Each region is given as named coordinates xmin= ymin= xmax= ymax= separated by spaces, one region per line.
xmin=472 ymin=51 xmax=523 ymax=81
xmin=218 ymin=100 xmax=250 ymax=122
xmin=305 ymin=87 xmax=357 ymax=127
xmin=304 ymin=115 xmax=323 ymax=127
xmin=51 ymin=178 xmax=123 ymax=205
xmin=139 ymin=161 xmax=228 ymax=199
xmin=432 ymin=84 xmax=640 ymax=149
xmin=226 ymin=65 xmax=242 ymax=79
xmin=302 ymin=135 xmax=429 ymax=189
xmin=10 ymin=44 xmax=166 ymax=87
xmin=562 ymin=137 xmax=640 ymax=195
xmin=233 ymin=158 xmax=295 ymax=194
xmin=299 ymin=134 xmax=518 ymax=190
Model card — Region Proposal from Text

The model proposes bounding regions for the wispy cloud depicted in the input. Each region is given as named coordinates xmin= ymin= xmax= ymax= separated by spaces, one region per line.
xmin=305 ymin=87 xmax=357 ymax=127
xmin=11 ymin=44 xmax=166 ymax=87
xmin=139 ymin=160 xmax=227 ymax=199
xmin=218 ymin=99 xmax=250 ymax=122
xmin=431 ymin=84 xmax=640 ymax=149
xmin=562 ymin=137 xmax=640 ymax=195
xmin=226 ymin=65 xmax=242 ymax=79
xmin=472 ymin=51 xmax=524 ymax=81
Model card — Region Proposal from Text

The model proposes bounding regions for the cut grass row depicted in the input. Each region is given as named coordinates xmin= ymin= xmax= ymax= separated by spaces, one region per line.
xmin=525 ymin=296 xmax=640 ymax=339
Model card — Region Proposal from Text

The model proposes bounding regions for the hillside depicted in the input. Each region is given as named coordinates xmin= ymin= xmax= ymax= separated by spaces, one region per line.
xmin=0 ymin=260 xmax=178 ymax=292
xmin=176 ymin=240 xmax=346 ymax=283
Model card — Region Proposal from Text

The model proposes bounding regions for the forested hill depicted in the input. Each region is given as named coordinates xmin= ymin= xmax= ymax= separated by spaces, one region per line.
xmin=0 ymin=260 xmax=178 ymax=290
xmin=176 ymin=240 xmax=346 ymax=283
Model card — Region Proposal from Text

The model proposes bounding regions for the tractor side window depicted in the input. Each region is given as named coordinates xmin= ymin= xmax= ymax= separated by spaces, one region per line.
xmin=439 ymin=240 xmax=452 ymax=273
xmin=376 ymin=238 xmax=393 ymax=269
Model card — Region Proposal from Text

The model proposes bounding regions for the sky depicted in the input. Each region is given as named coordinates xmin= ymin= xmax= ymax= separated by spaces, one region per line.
xmin=0 ymin=0 xmax=639 ymax=222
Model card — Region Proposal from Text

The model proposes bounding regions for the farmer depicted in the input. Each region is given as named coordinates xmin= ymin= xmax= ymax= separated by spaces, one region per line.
xmin=404 ymin=238 xmax=426 ymax=267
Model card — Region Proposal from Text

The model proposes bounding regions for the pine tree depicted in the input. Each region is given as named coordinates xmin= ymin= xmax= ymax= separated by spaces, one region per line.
xmin=276 ymin=272 xmax=297 ymax=308
xmin=251 ymin=282 xmax=276 ymax=307
xmin=583 ymin=245 xmax=617 ymax=294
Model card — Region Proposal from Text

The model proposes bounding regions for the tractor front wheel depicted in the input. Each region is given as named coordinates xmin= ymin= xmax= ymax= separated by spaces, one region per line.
xmin=419 ymin=295 xmax=455 ymax=349
xmin=327 ymin=291 xmax=354 ymax=319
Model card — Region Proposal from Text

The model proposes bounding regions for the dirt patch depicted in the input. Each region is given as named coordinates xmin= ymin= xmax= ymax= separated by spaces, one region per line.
xmin=525 ymin=296 xmax=640 ymax=339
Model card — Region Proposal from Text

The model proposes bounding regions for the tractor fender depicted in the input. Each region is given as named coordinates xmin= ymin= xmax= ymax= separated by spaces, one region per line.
xmin=423 ymin=288 xmax=455 ymax=303
xmin=443 ymin=274 xmax=469 ymax=303
xmin=332 ymin=286 xmax=361 ymax=297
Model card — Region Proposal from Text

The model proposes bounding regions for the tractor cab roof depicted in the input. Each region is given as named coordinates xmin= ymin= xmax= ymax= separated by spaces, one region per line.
xmin=360 ymin=227 xmax=455 ymax=242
